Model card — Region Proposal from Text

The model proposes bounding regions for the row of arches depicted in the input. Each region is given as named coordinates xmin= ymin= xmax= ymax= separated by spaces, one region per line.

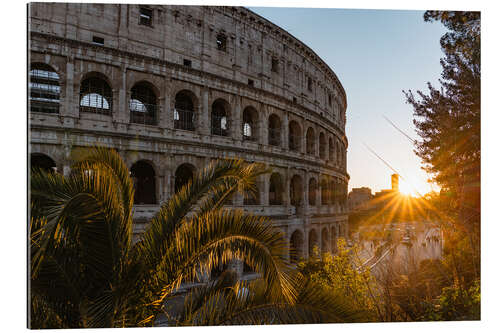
xmin=29 ymin=63 xmax=346 ymax=165
xmin=30 ymin=153 xmax=347 ymax=207
xmin=289 ymin=225 xmax=345 ymax=262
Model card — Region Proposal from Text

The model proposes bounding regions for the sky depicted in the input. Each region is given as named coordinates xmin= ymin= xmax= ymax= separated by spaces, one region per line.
xmin=249 ymin=7 xmax=449 ymax=196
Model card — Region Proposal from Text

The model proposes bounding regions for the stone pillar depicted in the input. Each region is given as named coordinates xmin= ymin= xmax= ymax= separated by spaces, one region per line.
xmin=160 ymin=81 xmax=172 ymax=130
xmin=282 ymin=113 xmax=289 ymax=150
xmin=259 ymin=103 xmax=267 ymax=145
xmin=115 ymin=66 xmax=127 ymax=124
xmin=284 ymin=169 xmax=290 ymax=207
xmin=262 ymin=173 xmax=269 ymax=206
xmin=199 ymin=89 xmax=210 ymax=136
xmin=232 ymin=96 xmax=242 ymax=141
xmin=63 ymin=57 xmax=76 ymax=118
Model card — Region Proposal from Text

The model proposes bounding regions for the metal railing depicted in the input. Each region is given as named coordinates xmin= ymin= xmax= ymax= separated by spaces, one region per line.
xmin=174 ymin=108 xmax=195 ymax=131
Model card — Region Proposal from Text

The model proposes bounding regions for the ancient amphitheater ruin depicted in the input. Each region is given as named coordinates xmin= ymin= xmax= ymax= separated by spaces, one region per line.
xmin=29 ymin=3 xmax=349 ymax=269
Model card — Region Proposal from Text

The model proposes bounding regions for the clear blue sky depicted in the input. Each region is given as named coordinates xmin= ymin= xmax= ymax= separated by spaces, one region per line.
xmin=249 ymin=7 xmax=448 ymax=195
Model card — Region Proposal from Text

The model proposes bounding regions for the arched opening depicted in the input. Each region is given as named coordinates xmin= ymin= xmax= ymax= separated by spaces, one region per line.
xmin=243 ymin=181 xmax=260 ymax=205
xmin=330 ymin=179 xmax=337 ymax=204
xmin=130 ymin=82 xmax=157 ymax=125
xmin=211 ymin=99 xmax=229 ymax=136
xmin=306 ymin=127 xmax=315 ymax=155
xmin=308 ymin=178 xmax=317 ymax=206
xmin=174 ymin=90 xmax=195 ymax=131
xmin=321 ymin=177 xmax=330 ymax=205
xmin=29 ymin=63 xmax=60 ymax=114
xmin=269 ymin=172 xmax=283 ymax=205
xmin=290 ymin=175 xmax=303 ymax=206
xmin=308 ymin=229 xmax=318 ymax=258
xmin=268 ymin=114 xmax=281 ymax=146
xmin=175 ymin=163 xmax=195 ymax=193
xmin=319 ymin=132 xmax=326 ymax=159
xmin=290 ymin=230 xmax=304 ymax=263
xmin=288 ymin=121 xmax=301 ymax=152
xmin=321 ymin=227 xmax=329 ymax=253
xmin=30 ymin=153 xmax=56 ymax=173
xmin=331 ymin=226 xmax=338 ymax=253
xmin=80 ymin=74 xmax=112 ymax=115
xmin=130 ymin=161 xmax=156 ymax=204
xmin=329 ymin=137 xmax=334 ymax=162
xmin=242 ymin=106 xmax=258 ymax=141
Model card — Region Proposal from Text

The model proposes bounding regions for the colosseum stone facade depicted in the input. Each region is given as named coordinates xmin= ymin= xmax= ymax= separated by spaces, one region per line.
xmin=29 ymin=3 xmax=349 ymax=267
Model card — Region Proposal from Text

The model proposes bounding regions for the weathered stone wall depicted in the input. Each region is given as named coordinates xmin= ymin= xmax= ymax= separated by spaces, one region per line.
xmin=29 ymin=3 xmax=349 ymax=261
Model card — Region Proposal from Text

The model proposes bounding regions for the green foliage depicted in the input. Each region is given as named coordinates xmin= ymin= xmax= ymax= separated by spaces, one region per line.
xmin=297 ymin=239 xmax=379 ymax=322
xmin=425 ymin=279 xmax=480 ymax=321
xmin=29 ymin=147 xmax=363 ymax=328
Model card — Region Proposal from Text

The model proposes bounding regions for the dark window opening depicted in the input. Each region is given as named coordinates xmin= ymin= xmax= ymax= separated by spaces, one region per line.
xmin=242 ymin=107 xmax=257 ymax=141
xmin=309 ymin=230 xmax=318 ymax=258
xmin=293 ymin=97 xmax=297 ymax=104
xmin=175 ymin=163 xmax=195 ymax=193
xmin=321 ymin=228 xmax=329 ymax=253
xmin=321 ymin=178 xmax=330 ymax=205
xmin=307 ymin=77 xmax=313 ymax=92
xmin=29 ymin=63 xmax=60 ymax=114
xmin=131 ymin=161 xmax=156 ymax=204
xmin=328 ymin=94 xmax=332 ymax=107
xmin=306 ymin=128 xmax=315 ymax=155
xmin=308 ymin=178 xmax=317 ymax=206
xmin=290 ymin=230 xmax=304 ymax=263
xmin=79 ymin=76 xmax=112 ymax=115
xmin=290 ymin=175 xmax=303 ymax=206
xmin=130 ymin=82 xmax=157 ymax=125
xmin=271 ymin=57 xmax=279 ymax=73
xmin=268 ymin=114 xmax=281 ymax=146
xmin=183 ymin=59 xmax=192 ymax=67
xmin=216 ymin=33 xmax=227 ymax=52
xmin=248 ymin=79 xmax=254 ymax=87
xmin=139 ymin=7 xmax=153 ymax=26
xmin=211 ymin=99 xmax=228 ymax=136
xmin=31 ymin=153 xmax=56 ymax=173
xmin=288 ymin=121 xmax=301 ymax=152
xmin=92 ymin=36 xmax=104 ymax=45
xmin=269 ymin=173 xmax=283 ymax=205
xmin=174 ymin=91 xmax=195 ymax=131
xmin=319 ymin=133 xmax=326 ymax=159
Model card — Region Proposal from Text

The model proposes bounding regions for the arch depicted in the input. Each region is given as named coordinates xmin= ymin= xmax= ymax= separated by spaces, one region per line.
xmin=269 ymin=172 xmax=283 ymax=205
xmin=130 ymin=81 xmax=158 ymax=125
xmin=331 ymin=225 xmax=338 ymax=253
xmin=319 ymin=132 xmax=326 ymax=159
xmin=268 ymin=114 xmax=281 ymax=146
xmin=329 ymin=137 xmax=334 ymax=162
xmin=174 ymin=90 xmax=196 ymax=131
xmin=242 ymin=106 xmax=258 ymax=141
xmin=308 ymin=178 xmax=317 ymax=206
xmin=321 ymin=227 xmax=329 ymax=253
xmin=175 ymin=163 xmax=196 ymax=193
xmin=290 ymin=230 xmax=304 ymax=263
xmin=289 ymin=174 xmax=303 ymax=206
xmin=330 ymin=179 xmax=337 ymax=204
xmin=288 ymin=120 xmax=301 ymax=152
xmin=29 ymin=63 xmax=60 ymax=114
xmin=308 ymin=229 xmax=318 ymax=258
xmin=211 ymin=98 xmax=230 ymax=136
xmin=320 ymin=176 xmax=330 ymax=205
xmin=130 ymin=160 xmax=156 ymax=204
xmin=306 ymin=127 xmax=315 ymax=155
xmin=30 ymin=153 xmax=56 ymax=173
xmin=79 ymin=73 xmax=112 ymax=115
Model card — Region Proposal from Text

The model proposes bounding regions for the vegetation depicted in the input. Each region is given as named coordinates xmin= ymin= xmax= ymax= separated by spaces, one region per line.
xmin=29 ymin=146 xmax=361 ymax=328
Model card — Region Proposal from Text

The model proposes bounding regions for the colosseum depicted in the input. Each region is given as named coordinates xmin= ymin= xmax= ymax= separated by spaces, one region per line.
xmin=29 ymin=3 xmax=349 ymax=270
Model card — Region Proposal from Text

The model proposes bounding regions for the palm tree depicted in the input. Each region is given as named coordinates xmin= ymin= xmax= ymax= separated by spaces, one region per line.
xmin=30 ymin=146 xmax=362 ymax=328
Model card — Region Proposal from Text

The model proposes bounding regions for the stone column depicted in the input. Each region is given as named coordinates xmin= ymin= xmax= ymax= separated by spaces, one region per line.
xmin=199 ymin=89 xmax=210 ymax=136
xmin=63 ymin=57 xmax=76 ymax=119
xmin=259 ymin=103 xmax=267 ymax=145
xmin=282 ymin=113 xmax=289 ymax=150
xmin=160 ymin=80 xmax=172 ymax=130
xmin=232 ymin=96 xmax=242 ymax=141
xmin=114 ymin=65 xmax=127 ymax=124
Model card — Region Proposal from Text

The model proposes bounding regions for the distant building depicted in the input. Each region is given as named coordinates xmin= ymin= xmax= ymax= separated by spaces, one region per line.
xmin=348 ymin=187 xmax=373 ymax=211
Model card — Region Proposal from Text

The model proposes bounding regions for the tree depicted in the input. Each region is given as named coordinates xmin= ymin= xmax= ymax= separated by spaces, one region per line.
xmin=30 ymin=147 xmax=361 ymax=328
xmin=403 ymin=10 xmax=480 ymax=282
